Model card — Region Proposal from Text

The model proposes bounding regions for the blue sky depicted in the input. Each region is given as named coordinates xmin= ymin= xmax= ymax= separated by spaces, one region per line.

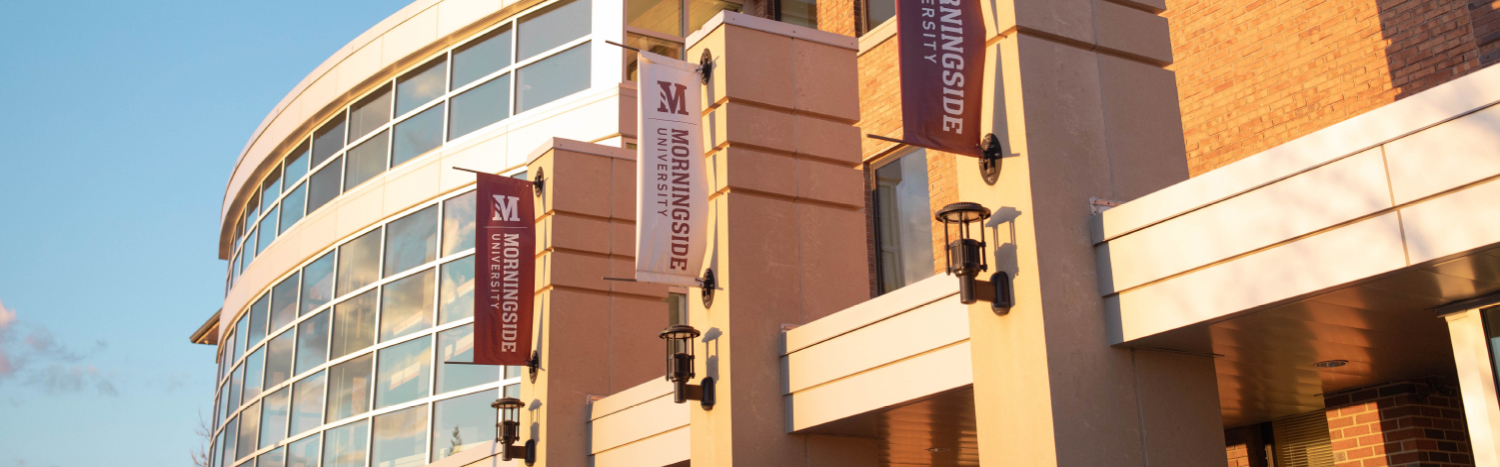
xmin=0 ymin=2 xmax=414 ymax=465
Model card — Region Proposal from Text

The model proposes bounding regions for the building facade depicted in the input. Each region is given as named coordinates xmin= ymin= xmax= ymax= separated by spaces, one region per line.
xmin=193 ymin=0 xmax=1500 ymax=466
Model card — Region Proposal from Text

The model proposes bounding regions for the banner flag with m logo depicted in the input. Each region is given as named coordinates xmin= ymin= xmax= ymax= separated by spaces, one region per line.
xmin=470 ymin=172 xmax=536 ymax=366
xmin=635 ymin=51 xmax=709 ymax=287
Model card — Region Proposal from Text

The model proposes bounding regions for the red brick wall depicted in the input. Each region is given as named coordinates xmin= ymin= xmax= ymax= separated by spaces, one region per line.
xmin=818 ymin=0 xmax=857 ymax=36
xmin=1323 ymin=380 xmax=1473 ymax=467
xmin=1165 ymin=0 xmax=1483 ymax=176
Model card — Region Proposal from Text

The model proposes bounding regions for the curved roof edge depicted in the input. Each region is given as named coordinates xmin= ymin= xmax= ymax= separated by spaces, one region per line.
xmin=218 ymin=0 xmax=533 ymax=258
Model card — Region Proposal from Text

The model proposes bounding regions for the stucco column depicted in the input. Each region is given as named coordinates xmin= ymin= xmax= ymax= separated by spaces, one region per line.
xmin=523 ymin=140 xmax=674 ymax=467
xmin=957 ymin=0 xmax=1224 ymax=465
xmin=1444 ymin=309 xmax=1500 ymax=466
xmin=682 ymin=12 xmax=871 ymax=467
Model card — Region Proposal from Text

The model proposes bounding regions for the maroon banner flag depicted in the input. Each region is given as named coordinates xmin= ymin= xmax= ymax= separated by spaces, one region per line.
xmin=897 ymin=0 xmax=986 ymax=157
xmin=473 ymin=173 xmax=536 ymax=366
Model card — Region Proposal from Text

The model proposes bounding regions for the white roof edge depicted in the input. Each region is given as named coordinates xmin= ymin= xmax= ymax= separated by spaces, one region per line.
xmin=782 ymin=274 xmax=959 ymax=355
xmin=1096 ymin=64 xmax=1500 ymax=243
xmin=686 ymin=11 xmax=858 ymax=51
xmin=526 ymin=136 xmax=637 ymax=165
xmin=589 ymin=379 xmax=675 ymax=420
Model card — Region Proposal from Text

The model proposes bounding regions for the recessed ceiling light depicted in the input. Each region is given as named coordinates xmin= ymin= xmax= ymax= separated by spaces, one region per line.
xmin=926 ymin=447 xmax=951 ymax=453
xmin=1314 ymin=359 xmax=1348 ymax=369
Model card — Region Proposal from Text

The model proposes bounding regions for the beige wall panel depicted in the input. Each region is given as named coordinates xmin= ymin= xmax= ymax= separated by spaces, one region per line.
xmin=591 ymin=379 xmax=675 ymax=418
xmin=1386 ymin=104 xmax=1500 ymax=205
xmin=542 ymin=251 xmax=611 ymax=292
xmin=784 ymin=294 xmax=968 ymax=393
xmin=297 ymin=209 xmax=339 ymax=262
xmin=1131 ymin=350 xmax=1225 ymax=466
xmin=336 ymin=181 xmax=388 ymax=240
xmin=795 ymin=159 xmax=864 ymax=208
xmin=538 ymin=288 xmax=614 ymax=466
xmin=548 ymin=151 xmax=613 ymax=218
xmin=609 ymin=258 xmax=669 ymax=297
xmin=590 ymin=394 xmax=690 ymax=453
xmin=550 ymin=214 xmax=612 ymax=255
xmin=258 ymin=107 xmax=303 ymax=177
xmin=786 ymin=342 xmax=973 ymax=432
xmin=337 ymin=43 xmax=383 ymax=98
xmin=792 ymin=115 xmax=862 ymax=165
xmin=720 ymin=27 xmax=794 ymax=109
xmin=1099 ymin=148 xmax=1390 ymax=293
xmin=806 ymin=435 xmax=879 ymax=467
xmin=437 ymin=0 xmax=505 ymax=38
xmin=783 ymin=274 xmax=956 ymax=353
xmin=716 ymin=147 xmax=797 ymax=196
xmin=301 ymin=73 xmax=340 ymax=122
xmin=1096 ymin=54 xmax=1188 ymax=201
xmin=263 ymin=235 xmax=301 ymax=286
xmin=609 ymin=296 xmax=671 ymax=389
xmin=1094 ymin=65 xmax=1500 ymax=243
xmin=795 ymin=204 xmax=872 ymax=321
xmin=1401 ymin=176 xmax=1500 ymax=264
xmin=790 ymin=39 xmax=859 ymax=122
xmin=505 ymin=94 xmax=623 ymax=164
xmin=592 ymin=426 xmax=691 ymax=467
xmin=998 ymin=0 xmax=1095 ymax=45
xmin=384 ymin=157 xmax=443 ymax=218
xmin=609 ymin=221 xmax=634 ymax=256
xmin=608 ymin=158 xmax=635 ymax=222
xmin=723 ymin=195 xmax=804 ymax=318
xmin=440 ymin=133 xmax=511 ymax=192
xmin=382 ymin=7 xmax=439 ymax=67
xmin=1110 ymin=213 xmax=1408 ymax=343
xmin=1092 ymin=0 xmax=1172 ymax=65
xmin=704 ymin=103 xmax=795 ymax=154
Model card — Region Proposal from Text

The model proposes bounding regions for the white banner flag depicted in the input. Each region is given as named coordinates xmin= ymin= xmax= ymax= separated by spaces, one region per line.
xmin=635 ymin=51 xmax=709 ymax=287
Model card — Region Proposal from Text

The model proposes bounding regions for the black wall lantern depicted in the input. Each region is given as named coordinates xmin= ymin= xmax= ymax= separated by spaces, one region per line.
xmin=936 ymin=202 xmax=1013 ymax=313
xmin=491 ymin=397 xmax=537 ymax=465
xmin=659 ymin=324 xmax=715 ymax=409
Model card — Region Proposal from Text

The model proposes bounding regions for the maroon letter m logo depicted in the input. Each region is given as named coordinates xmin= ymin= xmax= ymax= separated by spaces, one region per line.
xmin=656 ymin=81 xmax=689 ymax=115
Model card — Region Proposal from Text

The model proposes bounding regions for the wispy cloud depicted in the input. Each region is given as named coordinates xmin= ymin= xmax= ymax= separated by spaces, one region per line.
xmin=0 ymin=300 xmax=116 ymax=397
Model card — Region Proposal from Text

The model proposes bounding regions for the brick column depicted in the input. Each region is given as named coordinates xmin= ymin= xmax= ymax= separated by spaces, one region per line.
xmin=1324 ymin=381 xmax=1474 ymax=467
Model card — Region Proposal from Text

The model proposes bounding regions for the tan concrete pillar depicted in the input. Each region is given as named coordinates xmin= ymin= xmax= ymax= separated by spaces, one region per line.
xmin=683 ymin=12 xmax=870 ymax=467
xmin=958 ymin=0 xmax=1224 ymax=465
xmin=523 ymin=139 xmax=674 ymax=467
xmin=1443 ymin=309 xmax=1500 ymax=466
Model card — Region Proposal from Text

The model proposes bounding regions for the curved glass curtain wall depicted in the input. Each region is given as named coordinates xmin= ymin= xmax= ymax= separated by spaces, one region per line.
xmin=226 ymin=0 xmax=596 ymax=295
xmin=210 ymin=186 xmax=528 ymax=467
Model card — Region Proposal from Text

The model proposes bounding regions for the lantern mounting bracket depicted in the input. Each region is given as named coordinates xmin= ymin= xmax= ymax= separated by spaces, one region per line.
xmin=680 ymin=377 xmax=716 ymax=409
xmin=699 ymin=268 xmax=716 ymax=309
xmin=698 ymin=49 xmax=714 ymax=84
xmin=972 ymin=272 xmax=1013 ymax=314
xmin=526 ymin=351 xmax=540 ymax=382
xmin=532 ymin=168 xmax=546 ymax=196
xmin=978 ymin=133 xmax=1003 ymax=186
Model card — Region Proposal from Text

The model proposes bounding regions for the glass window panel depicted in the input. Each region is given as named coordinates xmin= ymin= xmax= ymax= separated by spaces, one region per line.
xmin=431 ymin=390 xmax=497 ymax=462
xmin=438 ymin=256 xmax=475 ymax=325
xmin=243 ymin=347 xmax=265 ymax=402
xmin=265 ymin=330 xmax=296 ymax=389
xmin=302 ymin=251 xmax=336 ymax=315
xmin=373 ymin=404 xmax=428 ymax=467
xmin=313 ymin=113 xmax=347 ymax=168
xmin=504 ymin=383 xmax=520 ymax=399
xmin=506 ymin=365 xmax=524 ymax=380
xmin=219 ymin=379 xmax=232 ymax=422
xmin=518 ymin=0 xmax=591 ymax=61
xmin=516 ymin=43 xmax=591 ymax=113
xmin=778 ymin=0 xmax=817 ymax=28
xmin=307 ymin=156 xmax=342 ymax=214
xmin=392 ymin=103 xmax=444 ymax=167
xmin=229 ymin=365 xmax=244 ymax=410
xmin=397 ymin=57 xmax=448 ymax=116
xmin=279 ymin=183 xmax=306 ymax=234
xmin=864 ymin=0 xmax=894 ymax=29
xmin=287 ymin=434 xmax=320 ymax=467
xmin=271 ymin=272 xmax=300 ymax=332
xmin=452 ymin=26 xmax=512 ymax=89
xmin=442 ymin=192 xmax=476 ymax=257
xmin=283 ymin=140 xmax=310 ymax=188
xmin=872 ymin=149 xmax=936 ymax=294
xmin=381 ymin=269 xmax=435 ymax=342
xmin=249 ymin=296 xmax=270 ymax=349
xmin=257 ymin=207 xmax=279 ymax=254
xmin=262 ymin=168 xmax=282 ymax=214
xmin=1485 ymin=306 xmax=1500 ymax=389
xmin=260 ymin=387 xmax=290 ymax=449
xmin=323 ymin=420 xmax=369 ymax=467
xmin=344 ymin=130 xmax=389 ymax=192
xmin=331 ymin=290 xmax=378 ymax=361
xmin=295 ymin=311 xmax=330 ymax=374
xmin=384 ymin=206 xmax=438 ymax=277
xmin=448 ymin=75 xmax=510 ymax=141
xmin=258 ymin=447 xmax=285 ymax=467
xmin=236 ymin=314 xmax=251 ymax=360
xmin=243 ymin=227 xmax=258 ymax=266
xmin=290 ymin=371 xmax=327 ymax=436
xmin=326 ymin=353 xmax=374 ymax=423
xmin=246 ymin=192 xmax=260 ymax=230
xmin=627 ymin=0 xmax=682 ymax=36
xmin=375 ymin=336 xmax=433 ymax=408
xmin=689 ymin=0 xmax=740 ymax=32
xmin=350 ymin=84 xmax=393 ymax=141
xmin=624 ymin=33 xmax=683 ymax=81
xmin=237 ymin=401 xmax=261 ymax=461
xmin=222 ymin=417 xmax=239 ymax=467
xmin=225 ymin=329 xmax=239 ymax=371
xmin=213 ymin=432 xmax=224 ymax=467
xmin=337 ymin=229 xmax=382 ymax=296
xmin=436 ymin=325 xmax=498 ymax=393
